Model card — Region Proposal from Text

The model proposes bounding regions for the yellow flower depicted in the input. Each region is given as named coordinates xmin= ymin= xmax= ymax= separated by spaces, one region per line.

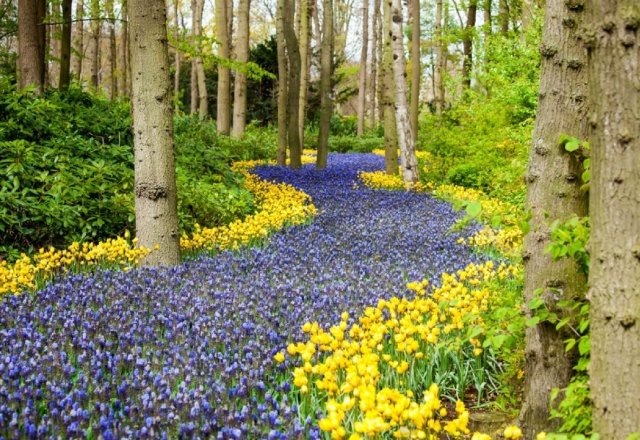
xmin=504 ymin=425 xmax=523 ymax=439
xmin=274 ymin=351 xmax=285 ymax=363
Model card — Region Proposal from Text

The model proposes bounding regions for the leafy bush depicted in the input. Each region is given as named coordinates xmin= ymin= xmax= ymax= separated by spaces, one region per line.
xmin=446 ymin=163 xmax=487 ymax=190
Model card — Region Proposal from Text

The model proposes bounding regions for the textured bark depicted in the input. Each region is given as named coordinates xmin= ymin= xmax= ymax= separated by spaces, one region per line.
xmin=297 ymin=0 xmax=310 ymax=144
xmin=316 ymin=0 xmax=333 ymax=170
xmin=284 ymin=0 xmax=302 ymax=169
xmin=389 ymin=0 xmax=418 ymax=184
xmin=72 ymin=0 xmax=84 ymax=79
xmin=195 ymin=0 xmax=207 ymax=118
xmin=190 ymin=0 xmax=198 ymax=116
xmin=409 ymin=0 xmax=419 ymax=141
xmin=121 ymin=0 xmax=130 ymax=97
xmin=369 ymin=0 xmax=380 ymax=128
xmin=498 ymin=0 xmax=508 ymax=34
xmin=276 ymin=0 xmax=288 ymax=165
xmin=173 ymin=0 xmax=181 ymax=109
xmin=232 ymin=0 xmax=251 ymax=137
xmin=89 ymin=0 xmax=100 ymax=90
xmin=521 ymin=0 xmax=533 ymax=36
xmin=519 ymin=0 xmax=589 ymax=436
xmin=59 ymin=0 xmax=73 ymax=90
xmin=48 ymin=2 xmax=61 ymax=88
xmin=381 ymin=0 xmax=397 ymax=175
xmin=107 ymin=0 xmax=117 ymax=99
xmin=357 ymin=0 xmax=369 ymax=136
xmin=129 ymin=0 xmax=181 ymax=266
xmin=434 ymin=0 xmax=444 ymax=115
xmin=18 ymin=0 xmax=45 ymax=93
xmin=216 ymin=0 xmax=231 ymax=133
xmin=586 ymin=1 xmax=640 ymax=438
xmin=483 ymin=0 xmax=491 ymax=35
xmin=462 ymin=0 xmax=476 ymax=89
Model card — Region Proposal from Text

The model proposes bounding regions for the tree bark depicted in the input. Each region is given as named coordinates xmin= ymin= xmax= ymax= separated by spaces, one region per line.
xmin=129 ymin=0 xmax=181 ymax=266
xmin=216 ymin=0 xmax=231 ymax=133
xmin=17 ymin=0 xmax=45 ymax=93
xmin=72 ymin=0 xmax=84 ymax=79
xmin=389 ymin=0 xmax=418 ymax=184
xmin=369 ymin=0 xmax=380 ymax=129
xmin=89 ymin=0 xmax=100 ymax=90
xmin=107 ymin=0 xmax=117 ymax=99
xmin=190 ymin=0 xmax=198 ymax=115
xmin=586 ymin=1 xmax=640 ymax=438
xmin=381 ymin=0 xmax=397 ymax=175
xmin=59 ymin=0 xmax=73 ymax=90
xmin=121 ymin=0 xmax=130 ymax=97
xmin=173 ymin=0 xmax=181 ymax=109
xmin=232 ymin=0 xmax=251 ymax=137
xmin=519 ymin=0 xmax=589 ymax=437
xmin=434 ymin=0 xmax=444 ymax=115
xmin=462 ymin=0 xmax=476 ymax=89
xmin=483 ymin=0 xmax=491 ymax=35
xmin=316 ymin=0 xmax=333 ymax=169
xmin=284 ymin=0 xmax=302 ymax=169
xmin=195 ymin=0 xmax=207 ymax=118
xmin=297 ymin=0 xmax=310 ymax=145
xmin=409 ymin=0 xmax=419 ymax=142
xmin=357 ymin=0 xmax=369 ymax=136
xmin=521 ymin=0 xmax=533 ymax=37
xmin=498 ymin=0 xmax=508 ymax=34
xmin=276 ymin=0 xmax=288 ymax=165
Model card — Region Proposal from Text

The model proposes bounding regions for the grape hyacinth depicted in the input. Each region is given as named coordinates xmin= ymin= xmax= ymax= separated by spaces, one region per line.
xmin=0 ymin=154 xmax=478 ymax=438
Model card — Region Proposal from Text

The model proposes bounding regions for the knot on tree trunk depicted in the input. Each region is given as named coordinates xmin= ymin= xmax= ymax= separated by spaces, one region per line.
xmin=136 ymin=182 xmax=168 ymax=201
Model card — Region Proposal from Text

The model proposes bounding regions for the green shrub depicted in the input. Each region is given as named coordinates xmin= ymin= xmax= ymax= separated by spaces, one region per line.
xmin=446 ymin=163 xmax=487 ymax=189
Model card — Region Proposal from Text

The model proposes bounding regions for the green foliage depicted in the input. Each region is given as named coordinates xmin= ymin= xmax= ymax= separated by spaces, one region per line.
xmin=546 ymin=216 xmax=590 ymax=274
xmin=447 ymin=164 xmax=487 ymax=190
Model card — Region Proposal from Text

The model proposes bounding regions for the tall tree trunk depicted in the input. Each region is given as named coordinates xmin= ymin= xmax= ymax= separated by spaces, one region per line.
xmin=173 ymin=0 xmax=181 ymax=109
xmin=129 ymin=0 xmax=180 ymax=266
xmin=37 ymin=0 xmax=46 ymax=86
xmin=121 ymin=0 xmax=130 ymax=97
xmin=381 ymin=0 xmax=397 ymax=175
xmin=276 ymin=0 xmax=288 ymax=165
xmin=107 ymin=0 xmax=117 ymax=99
xmin=48 ymin=1 xmax=61 ymax=88
xmin=232 ymin=0 xmax=251 ymax=137
xmin=409 ymin=0 xmax=419 ymax=142
xmin=189 ymin=0 xmax=198 ymax=114
xmin=283 ymin=0 xmax=302 ymax=169
xmin=216 ymin=0 xmax=231 ymax=133
xmin=519 ymin=0 xmax=589 ymax=436
xmin=389 ymin=0 xmax=418 ymax=184
xmin=462 ymin=0 xmax=476 ymax=89
xmin=316 ymin=0 xmax=333 ymax=169
xmin=297 ymin=0 xmax=310 ymax=145
xmin=483 ymin=0 xmax=491 ymax=35
xmin=586 ymin=1 xmax=640 ymax=437
xmin=18 ymin=0 xmax=45 ymax=93
xmin=498 ymin=0 xmax=508 ymax=34
xmin=356 ymin=0 xmax=369 ymax=136
xmin=434 ymin=0 xmax=444 ymax=115
xmin=59 ymin=0 xmax=72 ymax=90
xmin=72 ymin=0 xmax=84 ymax=79
xmin=195 ymin=0 xmax=207 ymax=117
xmin=369 ymin=0 xmax=380 ymax=129
xmin=89 ymin=0 xmax=100 ymax=90
xmin=521 ymin=0 xmax=532 ymax=37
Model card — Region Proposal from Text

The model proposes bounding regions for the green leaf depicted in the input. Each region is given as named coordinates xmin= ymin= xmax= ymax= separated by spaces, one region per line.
xmin=528 ymin=297 xmax=545 ymax=310
xmin=526 ymin=316 xmax=540 ymax=327
xmin=578 ymin=337 xmax=590 ymax=355
xmin=565 ymin=338 xmax=577 ymax=352
xmin=465 ymin=201 xmax=482 ymax=218
xmin=565 ymin=139 xmax=580 ymax=152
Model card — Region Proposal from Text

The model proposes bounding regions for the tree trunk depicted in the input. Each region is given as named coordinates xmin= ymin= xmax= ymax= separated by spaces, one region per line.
xmin=276 ymin=0 xmax=288 ymax=165
xmin=357 ymin=0 xmax=369 ymax=136
xmin=316 ymin=0 xmax=333 ymax=169
xmin=89 ymin=0 xmax=100 ymax=90
xmin=129 ymin=0 xmax=181 ymax=266
xmin=389 ymin=0 xmax=418 ymax=184
xmin=586 ymin=1 xmax=640 ymax=438
xmin=195 ymin=0 xmax=207 ymax=118
xmin=409 ymin=0 xmax=420 ymax=142
xmin=498 ymin=0 xmax=508 ymax=34
xmin=519 ymin=0 xmax=589 ymax=437
xmin=59 ymin=0 xmax=73 ymax=90
xmin=521 ymin=0 xmax=533 ymax=37
xmin=462 ymin=0 xmax=476 ymax=89
xmin=18 ymin=0 xmax=45 ymax=93
xmin=190 ymin=0 xmax=198 ymax=114
xmin=216 ymin=0 xmax=231 ymax=133
xmin=297 ymin=0 xmax=310 ymax=145
xmin=381 ymin=0 xmax=397 ymax=175
xmin=121 ymin=0 xmax=130 ymax=97
xmin=72 ymin=0 xmax=84 ymax=79
xmin=232 ymin=0 xmax=251 ymax=137
xmin=483 ymin=0 xmax=491 ymax=35
xmin=107 ymin=0 xmax=117 ymax=100
xmin=283 ymin=0 xmax=302 ymax=169
xmin=434 ymin=0 xmax=444 ymax=115
xmin=369 ymin=0 xmax=380 ymax=129
xmin=48 ymin=2 xmax=61 ymax=88
xmin=173 ymin=0 xmax=181 ymax=109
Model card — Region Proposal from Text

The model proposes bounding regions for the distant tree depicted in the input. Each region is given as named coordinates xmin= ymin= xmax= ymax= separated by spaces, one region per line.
xmin=434 ymin=0 xmax=445 ymax=115
xmin=461 ymin=0 xmax=476 ymax=89
xmin=380 ymin=0 xmax=397 ymax=175
xmin=17 ymin=0 xmax=46 ymax=93
xmin=519 ymin=0 xmax=589 ymax=436
xmin=369 ymin=0 xmax=380 ymax=128
xmin=316 ymin=0 xmax=333 ymax=169
xmin=483 ymin=0 xmax=491 ymax=35
xmin=216 ymin=0 xmax=231 ymax=133
xmin=283 ymin=0 xmax=302 ymax=168
xmin=106 ymin=0 xmax=117 ymax=99
xmin=297 ymin=0 xmax=310 ymax=145
xmin=59 ymin=0 xmax=72 ymax=90
xmin=409 ymin=0 xmax=419 ymax=141
xmin=356 ymin=0 xmax=368 ymax=136
xmin=129 ymin=0 xmax=180 ymax=266
xmin=498 ymin=0 xmax=508 ymax=34
xmin=586 ymin=1 xmax=640 ymax=437
xmin=232 ymin=0 xmax=251 ymax=137
xmin=276 ymin=0 xmax=288 ymax=165
xmin=89 ymin=0 xmax=100 ymax=89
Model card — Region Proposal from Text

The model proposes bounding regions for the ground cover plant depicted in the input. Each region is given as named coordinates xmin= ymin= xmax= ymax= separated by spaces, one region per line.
xmin=0 ymin=154 xmax=485 ymax=438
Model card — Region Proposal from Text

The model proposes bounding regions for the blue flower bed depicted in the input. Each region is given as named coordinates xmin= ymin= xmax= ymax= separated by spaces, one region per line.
xmin=0 ymin=154 xmax=478 ymax=439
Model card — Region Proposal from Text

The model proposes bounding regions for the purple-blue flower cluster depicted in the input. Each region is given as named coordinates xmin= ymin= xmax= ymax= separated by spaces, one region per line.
xmin=0 ymin=154 xmax=478 ymax=438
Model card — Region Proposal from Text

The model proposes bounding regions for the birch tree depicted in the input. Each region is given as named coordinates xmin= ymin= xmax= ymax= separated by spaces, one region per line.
xmin=129 ymin=0 xmax=180 ymax=266
xmin=380 ymin=0 xmax=397 ymax=175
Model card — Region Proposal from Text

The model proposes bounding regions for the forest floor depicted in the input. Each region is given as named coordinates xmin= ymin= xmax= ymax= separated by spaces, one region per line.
xmin=0 ymin=154 xmax=491 ymax=438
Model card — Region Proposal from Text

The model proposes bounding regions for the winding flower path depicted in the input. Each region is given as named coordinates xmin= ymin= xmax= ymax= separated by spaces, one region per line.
xmin=0 ymin=154 xmax=479 ymax=439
